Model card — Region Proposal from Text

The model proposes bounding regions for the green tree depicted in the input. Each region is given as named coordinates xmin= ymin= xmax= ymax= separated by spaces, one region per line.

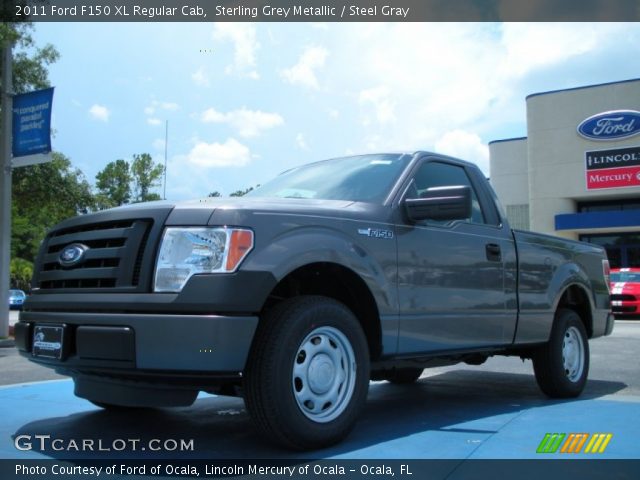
xmin=10 ymin=258 xmax=32 ymax=291
xmin=131 ymin=153 xmax=164 ymax=202
xmin=0 ymin=22 xmax=59 ymax=94
xmin=229 ymin=185 xmax=260 ymax=197
xmin=95 ymin=159 xmax=132 ymax=207
xmin=12 ymin=152 xmax=95 ymax=262
xmin=208 ymin=191 xmax=222 ymax=198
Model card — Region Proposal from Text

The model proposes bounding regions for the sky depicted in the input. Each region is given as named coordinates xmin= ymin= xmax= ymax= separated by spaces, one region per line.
xmin=31 ymin=22 xmax=640 ymax=201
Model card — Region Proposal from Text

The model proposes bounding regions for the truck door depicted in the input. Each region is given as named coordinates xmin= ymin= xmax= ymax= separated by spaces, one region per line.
xmin=395 ymin=159 xmax=518 ymax=354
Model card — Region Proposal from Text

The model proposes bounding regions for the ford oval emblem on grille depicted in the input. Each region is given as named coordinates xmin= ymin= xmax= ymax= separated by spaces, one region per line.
xmin=59 ymin=243 xmax=89 ymax=267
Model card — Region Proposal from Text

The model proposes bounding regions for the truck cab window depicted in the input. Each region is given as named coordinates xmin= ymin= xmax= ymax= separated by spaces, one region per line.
xmin=408 ymin=161 xmax=486 ymax=224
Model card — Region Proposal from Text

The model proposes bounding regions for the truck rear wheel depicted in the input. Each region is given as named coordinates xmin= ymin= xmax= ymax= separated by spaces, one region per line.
xmin=244 ymin=296 xmax=370 ymax=450
xmin=533 ymin=309 xmax=589 ymax=398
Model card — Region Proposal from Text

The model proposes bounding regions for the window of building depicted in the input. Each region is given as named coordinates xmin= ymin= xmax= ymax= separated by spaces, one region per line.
xmin=578 ymin=199 xmax=640 ymax=213
xmin=506 ymin=204 xmax=530 ymax=230
xmin=580 ymin=233 xmax=640 ymax=269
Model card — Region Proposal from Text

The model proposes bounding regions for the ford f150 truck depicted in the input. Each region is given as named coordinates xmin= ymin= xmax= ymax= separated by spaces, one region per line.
xmin=15 ymin=152 xmax=613 ymax=449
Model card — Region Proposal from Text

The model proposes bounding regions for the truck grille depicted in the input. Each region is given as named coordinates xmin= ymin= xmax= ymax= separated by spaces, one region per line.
xmin=610 ymin=294 xmax=636 ymax=302
xmin=35 ymin=219 xmax=152 ymax=291
xmin=612 ymin=305 xmax=636 ymax=313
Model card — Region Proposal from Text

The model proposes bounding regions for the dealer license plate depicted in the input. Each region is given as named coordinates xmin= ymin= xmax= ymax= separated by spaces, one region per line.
xmin=32 ymin=324 xmax=64 ymax=359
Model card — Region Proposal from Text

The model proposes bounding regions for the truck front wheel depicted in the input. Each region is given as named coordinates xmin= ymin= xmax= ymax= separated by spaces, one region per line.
xmin=532 ymin=309 xmax=589 ymax=398
xmin=244 ymin=296 xmax=370 ymax=450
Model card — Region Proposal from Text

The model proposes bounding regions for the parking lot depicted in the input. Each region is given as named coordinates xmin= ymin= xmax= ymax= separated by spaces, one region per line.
xmin=0 ymin=318 xmax=638 ymax=464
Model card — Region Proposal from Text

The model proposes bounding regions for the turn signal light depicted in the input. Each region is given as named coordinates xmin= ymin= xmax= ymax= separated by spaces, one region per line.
xmin=226 ymin=229 xmax=254 ymax=271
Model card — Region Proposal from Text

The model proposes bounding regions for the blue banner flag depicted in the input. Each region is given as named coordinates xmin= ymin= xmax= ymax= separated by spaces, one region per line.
xmin=12 ymin=87 xmax=54 ymax=158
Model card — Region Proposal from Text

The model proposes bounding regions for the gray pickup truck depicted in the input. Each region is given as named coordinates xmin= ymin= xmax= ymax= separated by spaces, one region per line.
xmin=15 ymin=152 xmax=613 ymax=449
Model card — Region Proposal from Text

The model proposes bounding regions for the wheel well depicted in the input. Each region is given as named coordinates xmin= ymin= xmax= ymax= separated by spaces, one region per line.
xmin=557 ymin=285 xmax=593 ymax=337
xmin=262 ymin=262 xmax=382 ymax=360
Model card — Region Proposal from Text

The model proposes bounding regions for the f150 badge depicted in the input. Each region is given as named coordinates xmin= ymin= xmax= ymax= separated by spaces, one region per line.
xmin=358 ymin=228 xmax=394 ymax=239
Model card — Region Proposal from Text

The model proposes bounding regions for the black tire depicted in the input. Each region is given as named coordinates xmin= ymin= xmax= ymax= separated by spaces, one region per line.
xmin=385 ymin=368 xmax=423 ymax=384
xmin=533 ymin=309 xmax=589 ymax=398
xmin=244 ymin=296 xmax=370 ymax=450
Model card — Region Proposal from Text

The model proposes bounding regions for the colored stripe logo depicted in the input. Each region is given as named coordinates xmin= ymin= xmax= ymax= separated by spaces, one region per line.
xmin=584 ymin=433 xmax=613 ymax=453
xmin=537 ymin=433 xmax=612 ymax=454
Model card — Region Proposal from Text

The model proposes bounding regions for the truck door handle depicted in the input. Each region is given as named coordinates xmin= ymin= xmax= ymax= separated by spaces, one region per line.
xmin=486 ymin=243 xmax=501 ymax=262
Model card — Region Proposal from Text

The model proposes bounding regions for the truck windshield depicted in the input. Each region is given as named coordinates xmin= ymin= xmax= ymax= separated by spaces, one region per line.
xmin=247 ymin=154 xmax=412 ymax=203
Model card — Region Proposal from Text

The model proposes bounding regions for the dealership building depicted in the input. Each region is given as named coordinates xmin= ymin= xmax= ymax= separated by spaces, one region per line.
xmin=489 ymin=78 xmax=640 ymax=268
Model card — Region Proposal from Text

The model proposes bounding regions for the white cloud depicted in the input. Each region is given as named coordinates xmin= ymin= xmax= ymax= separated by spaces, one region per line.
xmin=281 ymin=46 xmax=328 ymax=89
xmin=192 ymin=67 xmax=210 ymax=87
xmin=145 ymin=100 xmax=179 ymax=116
xmin=335 ymin=23 xmax=639 ymax=160
xmin=160 ymin=101 xmax=179 ymax=111
xmin=213 ymin=23 xmax=260 ymax=79
xmin=144 ymin=100 xmax=178 ymax=126
xmin=359 ymin=86 xmax=396 ymax=125
xmin=499 ymin=23 xmax=613 ymax=77
xmin=88 ymin=104 xmax=109 ymax=122
xmin=296 ymin=133 xmax=309 ymax=150
xmin=201 ymin=108 xmax=226 ymax=123
xmin=186 ymin=138 xmax=251 ymax=168
xmin=435 ymin=130 xmax=490 ymax=175
xmin=200 ymin=107 xmax=284 ymax=138
xmin=152 ymin=138 xmax=166 ymax=151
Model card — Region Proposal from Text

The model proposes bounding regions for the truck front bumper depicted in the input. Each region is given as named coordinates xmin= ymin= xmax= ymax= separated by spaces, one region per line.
xmin=15 ymin=311 xmax=258 ymax=374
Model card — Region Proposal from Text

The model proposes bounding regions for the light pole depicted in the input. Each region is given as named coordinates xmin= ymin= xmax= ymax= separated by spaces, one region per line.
xmin=163 ymin=119 xmax=168 ymax=200
xmin=0 ymin=43 xmax=13 ymax=338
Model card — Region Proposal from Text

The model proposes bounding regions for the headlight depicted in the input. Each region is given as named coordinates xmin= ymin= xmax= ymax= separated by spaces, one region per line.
xmin=154 ymin=227 xmax=254 ymax=292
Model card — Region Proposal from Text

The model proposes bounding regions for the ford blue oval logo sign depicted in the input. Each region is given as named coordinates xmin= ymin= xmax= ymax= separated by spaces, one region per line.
xmin=578 ymin=110 xmax=640 ymax=141
xmin=58 ymin=243 xmax=89 ymax=267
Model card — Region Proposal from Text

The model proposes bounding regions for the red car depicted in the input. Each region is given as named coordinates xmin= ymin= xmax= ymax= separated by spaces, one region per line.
xmin=610 ymin=268 xmax=640 ymax=317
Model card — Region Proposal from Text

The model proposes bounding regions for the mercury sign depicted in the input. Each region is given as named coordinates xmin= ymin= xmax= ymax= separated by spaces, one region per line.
xmin=577 ymin=110 xmax=640 ymax=141
xmin=12 ymin=87 xmax=54 ymax=157
xmin=585 ymin=145 xmax=640 ymax=190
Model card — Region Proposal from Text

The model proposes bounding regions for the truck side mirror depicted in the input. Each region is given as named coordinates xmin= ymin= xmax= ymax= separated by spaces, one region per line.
xmin=405 ymin=185 xmax=472 ymax=222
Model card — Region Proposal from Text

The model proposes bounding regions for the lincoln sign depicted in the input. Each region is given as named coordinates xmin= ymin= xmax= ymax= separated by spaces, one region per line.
xmin=586 ymin=146 xmax=640 ymax=190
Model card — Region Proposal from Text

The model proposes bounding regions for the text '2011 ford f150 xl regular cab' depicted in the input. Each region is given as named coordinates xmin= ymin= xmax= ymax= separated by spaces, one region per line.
xmin=15 ymin=152 xmax=613 ymax=449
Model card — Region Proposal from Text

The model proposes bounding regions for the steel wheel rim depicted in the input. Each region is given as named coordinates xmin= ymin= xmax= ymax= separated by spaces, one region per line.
xmin=292 ymin=326 xmax=357 ymax=423
xmin=562 ymin=326 xmax=585 ymax=382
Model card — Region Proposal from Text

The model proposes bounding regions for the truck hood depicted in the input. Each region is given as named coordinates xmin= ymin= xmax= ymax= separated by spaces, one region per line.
xmin=175 ymin=195 xmax=354 ymax=212
xmin=51 ymin=196 xmax=381 ymax=232
xmin=166 ymin=196 xmax=383 ymax=225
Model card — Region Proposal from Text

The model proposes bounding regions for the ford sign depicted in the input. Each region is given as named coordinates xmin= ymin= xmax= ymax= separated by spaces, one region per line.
xmin=577 ymin=110 xmax=640 ymax=141
xmin=58 ymin=243 xmax=89 ymax=267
